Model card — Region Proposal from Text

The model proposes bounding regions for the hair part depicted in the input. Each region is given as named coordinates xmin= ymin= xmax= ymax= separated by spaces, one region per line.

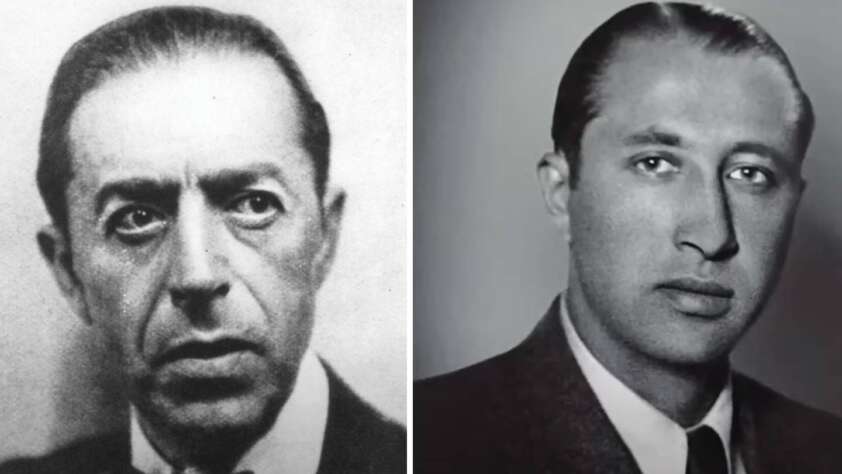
xmin=551 ymin=2 xmax=814 ymax=185
xmin=38 ymin=6 xmax=330 ymax=234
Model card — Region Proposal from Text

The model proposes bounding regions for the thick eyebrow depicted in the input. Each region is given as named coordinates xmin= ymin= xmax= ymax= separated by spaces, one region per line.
xmin=623 ymin=128 xmax=684 ymax=148
xmin=94 ymin=178 xmax=180 ymax=216
xmin=197 ymin=163 xmax=289 ymax=199
xmin=94 ymin=163 xmax=292 ymax=216
xmin=728 ymin=141 xmax=789 ymax=165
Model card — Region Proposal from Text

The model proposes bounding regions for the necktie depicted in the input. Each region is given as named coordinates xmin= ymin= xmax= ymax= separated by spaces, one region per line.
xmin=685 ymin=425 xmax=728 ymax=474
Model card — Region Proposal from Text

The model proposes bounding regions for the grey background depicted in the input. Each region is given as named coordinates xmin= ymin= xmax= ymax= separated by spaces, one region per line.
xmin=0 ymin=0 xmax=406 ymax=460
xmin=414 ymin=0 xmax=842 ymax=418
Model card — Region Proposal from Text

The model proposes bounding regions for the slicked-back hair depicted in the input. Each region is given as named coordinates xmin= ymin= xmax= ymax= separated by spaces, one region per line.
xmin=551 ymin=2 xmax=814 ymax=185
xmin=38 ymin=6 xmax=330 ymax=234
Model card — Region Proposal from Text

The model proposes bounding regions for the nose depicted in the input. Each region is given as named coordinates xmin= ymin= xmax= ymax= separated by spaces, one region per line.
xmin=168 ymin=195 xmax=230 ymax=312
xmin=674 ymin=175 xmax=739 ymax=261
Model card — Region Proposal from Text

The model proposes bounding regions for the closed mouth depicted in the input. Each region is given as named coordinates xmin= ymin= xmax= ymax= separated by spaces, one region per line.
xmin=656 ymin=277 xmax=734 ymax=318
xmin=154 ymin=338 xmax=258 ymax=368
xmin=657 ymin=278 xmax=734 ymax=298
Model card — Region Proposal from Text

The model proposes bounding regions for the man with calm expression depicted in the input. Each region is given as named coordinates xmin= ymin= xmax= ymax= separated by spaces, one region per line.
xmin=1 ymin=6 xmax=403 ymax=474
xmin=417 ymin=3 xmax=842 ymax=473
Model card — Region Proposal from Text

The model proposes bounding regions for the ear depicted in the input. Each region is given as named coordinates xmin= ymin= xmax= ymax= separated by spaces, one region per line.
xmin=37 ymin=224 xmax=91 ymax=324
xmin=312 ymin=186 xmax=346 ymax=288
xmin=537 ymin=151 xmax=572 ymax=244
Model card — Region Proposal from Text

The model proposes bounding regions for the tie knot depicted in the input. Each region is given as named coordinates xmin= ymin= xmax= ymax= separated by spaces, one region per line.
xmin=686 ymin=425 xmax=728 ymax=474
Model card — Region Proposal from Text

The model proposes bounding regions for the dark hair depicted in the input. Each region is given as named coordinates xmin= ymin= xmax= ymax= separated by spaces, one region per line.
xmin=37 ymin=6 xmax=330 ymax=233
xmin=551 ymin=2 xmax=814 ymax=184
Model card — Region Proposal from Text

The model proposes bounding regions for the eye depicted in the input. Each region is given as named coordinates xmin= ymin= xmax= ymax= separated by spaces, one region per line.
xmin=633 ymin=155 xmax=679 ymax=177
xmin=107 ymin=206 xmax=167 ymax=243
xmin=228 ymin=191 xmax=284 ymax=229
xmin=726 ymin=166 xmax=774 ymax=188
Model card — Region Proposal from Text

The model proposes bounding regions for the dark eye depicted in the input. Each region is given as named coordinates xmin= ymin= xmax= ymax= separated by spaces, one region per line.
xmin=228 ymin=191 xmax=284 ymax=228
xmin=726 ymin=166 xmax=774 ymax=188
xmin=633 ymin=155 xmax=679 ymax=176
xmin=108 ymin=206 xmax=167 ymax=243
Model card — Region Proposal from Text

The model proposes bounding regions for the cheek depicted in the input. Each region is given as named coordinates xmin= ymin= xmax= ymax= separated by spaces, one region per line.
xmin=732 ymin=198 xmax=799 ymax=289
xmin=229 ymin=227 xmax=321 ymax=343
xmin=232 ymin=224 xmax=321 ymax=296
xmin=570 ymin=180 xmax=675 ymax=273
xmin=74 ymin=246 xmax=166 ymax=360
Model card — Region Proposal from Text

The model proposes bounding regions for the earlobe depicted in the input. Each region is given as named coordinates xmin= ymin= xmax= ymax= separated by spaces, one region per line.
xmin=36 ymin=225 xmax=90 ymax=324
xmin=537 ymin=152 xmax=572 ymax=243
xmin=312 ymin=187 xmax=346 ymax=288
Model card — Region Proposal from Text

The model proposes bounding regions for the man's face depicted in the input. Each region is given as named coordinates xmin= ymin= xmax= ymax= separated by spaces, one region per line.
xmin=53 ymin=52 xmax=341 ymax=435
xmin=563 ymin=38 xmax=803 ymax=366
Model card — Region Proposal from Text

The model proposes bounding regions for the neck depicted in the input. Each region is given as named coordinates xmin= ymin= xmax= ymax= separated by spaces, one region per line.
xmin=135 ymin=408 xmax=270 ymax=473
xmin=565 ymin=290 xmax=729 ymax=427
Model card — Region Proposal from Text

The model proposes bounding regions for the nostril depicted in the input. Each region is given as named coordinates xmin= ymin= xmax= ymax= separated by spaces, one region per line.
xmin=170 ymin=282 xmax=229 ymax=309
xmin=170 ymin=288 xmax=190 ymax=309
xmin=214 ymin=282 xmax=230 ymax=298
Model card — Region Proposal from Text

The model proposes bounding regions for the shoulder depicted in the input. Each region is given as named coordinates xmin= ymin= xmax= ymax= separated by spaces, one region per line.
xmin=414 ymin=348 xmax=532 ymax=472
xmin=736 ymin=372 xmax=842 ymax=437
xmin=319 ymin=362 xmax=405 ymax=474
xmin=0 ymin=431 xmax=130 ymax=474
xmin=416 ymin=298 xmax=568 ymax=420
xmin=415 ymin=347 xmax=523 ymax=419
xmin=735 ymin=372 xmax=842 ymax=470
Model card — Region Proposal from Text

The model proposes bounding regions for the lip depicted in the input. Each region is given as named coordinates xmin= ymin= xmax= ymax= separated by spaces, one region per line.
xmin=153 ymin=337 xmax=260 ymax=368
xmin=656 ymin=277 xmax=734 ymax=318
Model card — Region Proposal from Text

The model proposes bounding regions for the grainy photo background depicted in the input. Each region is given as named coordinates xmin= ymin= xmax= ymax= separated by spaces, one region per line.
xmin=414 ymin=0 xmax=842 ymax=418
xmin=0 ymin=0 xmax=406 ymax=459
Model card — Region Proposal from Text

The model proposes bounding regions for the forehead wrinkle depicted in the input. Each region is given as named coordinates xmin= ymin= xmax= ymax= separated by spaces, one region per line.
xmin=198 ymin=162 xmax=288 ymax=187
xmin=182 ymin=161 xmax=198 ymax=188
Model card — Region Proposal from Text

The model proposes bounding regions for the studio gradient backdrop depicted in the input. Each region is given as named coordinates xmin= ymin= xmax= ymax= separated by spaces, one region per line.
xmin=414 ymin=0 xmax=842 ymax=420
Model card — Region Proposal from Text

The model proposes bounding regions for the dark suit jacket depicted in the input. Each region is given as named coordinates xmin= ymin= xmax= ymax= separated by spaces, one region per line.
xmin=0 ymin=362 xmax=405 ymax=474
xmin=415 ymin=297 xmax=842 ymax=473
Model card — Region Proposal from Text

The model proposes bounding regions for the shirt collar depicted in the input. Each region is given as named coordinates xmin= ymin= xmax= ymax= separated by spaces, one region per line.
xmin=131 ymin=350 xmax=329 ymax=474
xmin=560 ymin=294 xmax=735 ymax=474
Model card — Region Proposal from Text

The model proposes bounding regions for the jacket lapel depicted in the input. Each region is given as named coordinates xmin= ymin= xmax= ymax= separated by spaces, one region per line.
xmin=501 ymin=296 xmax=642 ymax=473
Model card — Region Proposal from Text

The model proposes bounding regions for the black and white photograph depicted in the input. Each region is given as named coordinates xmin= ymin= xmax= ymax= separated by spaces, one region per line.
xmin=0 ymin=1 xmax=406 ymax=473
xmin=7 ymin=0 xmax=842 ymax=472
xmin=415 ymin=1 xmax=842 ymax=472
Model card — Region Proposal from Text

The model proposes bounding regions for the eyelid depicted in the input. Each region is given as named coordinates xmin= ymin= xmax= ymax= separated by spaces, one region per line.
xmin=630 ymin=152 xmax=681 ymax=174
xmin=104 ymin=204 xmax=168 ymax=244
xmin=225 ymin=190 xmax=285 ymax=230
xmin=725 ymin=165 xmax=776 ymax=186
xmin=226 ymin=189 xmax=284 ymax=211
xmin=213 ymin=179 xmax=290 ymax=206
xmin=100 ymin=196 xmax=169 ymax=224
xmin=629 ymin=150 xmax=679 ymax=163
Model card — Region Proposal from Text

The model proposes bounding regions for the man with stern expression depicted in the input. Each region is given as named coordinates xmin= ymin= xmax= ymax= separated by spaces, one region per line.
xmin=416 ymin=3 xmax=842 ymax=473
xmin=1 ymin=6 xmax=404 ymax=474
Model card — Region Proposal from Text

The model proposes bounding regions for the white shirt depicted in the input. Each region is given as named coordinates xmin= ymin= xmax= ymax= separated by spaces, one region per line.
xmin=131 ymin=350 xmax=329 ymax=474
xmin=560 ymin=296 xmax=746 ymax=474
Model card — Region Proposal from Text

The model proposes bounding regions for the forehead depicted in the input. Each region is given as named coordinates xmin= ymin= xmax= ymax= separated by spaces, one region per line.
xmin=589 ymin=37 xmax=801 ymax=151
xmin=67 ymin=51 xmax=312 ymax=189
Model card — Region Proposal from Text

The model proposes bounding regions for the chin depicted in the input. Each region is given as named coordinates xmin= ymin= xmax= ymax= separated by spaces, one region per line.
xmin=174 ymin=393 xmax=282 ymax=431
xmin=137 ymin=381 xmax=288 ymax=446
xmin=642 ymin=328 xmax=738 ymax=368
